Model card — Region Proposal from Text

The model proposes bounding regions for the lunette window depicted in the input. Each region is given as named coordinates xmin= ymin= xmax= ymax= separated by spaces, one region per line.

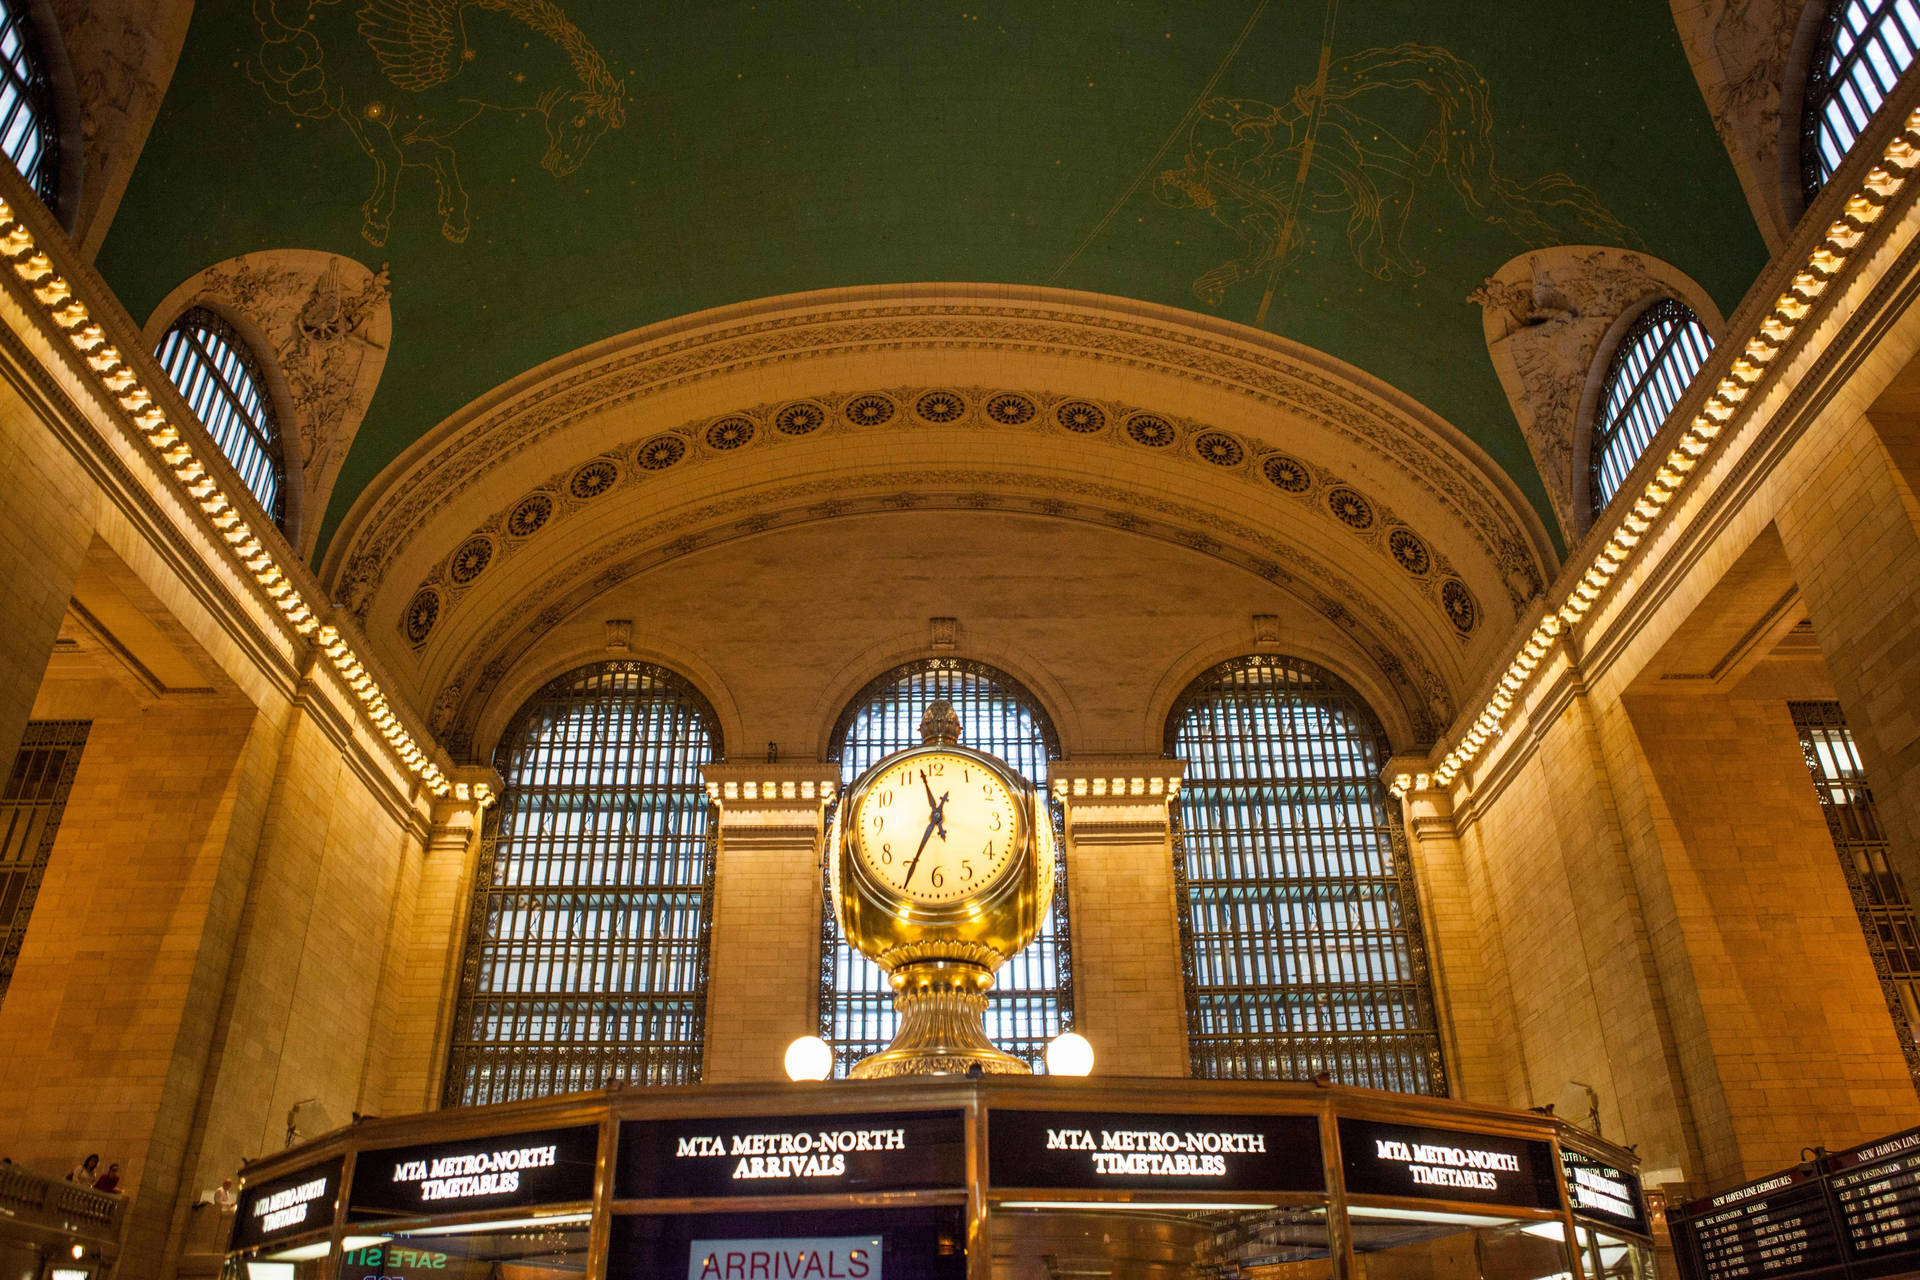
xmin=1168 ymin=655 xmax=1445 ymax=1094
xmin=0 ymin=0 xmax=58 ymax=205
xmin=821 ymin=657 xmax=1073 ymax=1076
xmin=444 ymin=661 xmax=720 ymax=1105
xmin=1805 ymin=0 xmax=1920 ymax=199
xmin=1591 ymin=298 xmax=1714 ymax=515
xmin=154 ymin=308 xmax=286 ymax=525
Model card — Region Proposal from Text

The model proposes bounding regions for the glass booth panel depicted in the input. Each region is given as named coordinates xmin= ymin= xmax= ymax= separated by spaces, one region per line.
xmin=339 ymin=1218 xmax=591 ymax=1278
xmin=990 ymin=1204 xmax=1331 ymax=1280
xmin=608 ymin=1206 xmax=969 ymax=1280
xmin=1574 ymin=1226 xmax=1654 ymax=1280
xmin=1350 ymin=1212 xmax=1574 ymax=1280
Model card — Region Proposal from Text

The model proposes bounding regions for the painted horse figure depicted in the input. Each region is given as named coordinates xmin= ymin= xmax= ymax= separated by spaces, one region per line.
xmin=251 ymin=0 xmax=627 ymax=245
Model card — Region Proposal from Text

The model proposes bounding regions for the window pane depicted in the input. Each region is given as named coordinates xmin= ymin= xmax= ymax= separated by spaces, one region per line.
xmin=1591 ymin=299 xmax=1714 ymax=514
xmin=154 ymin=308 xmax=285 ymax=524
xmin=1168 ymin=656 xmax=1445 ymax=1094
xmin=823 ymin=658 xmax=1072 ymax=1076
xmin=0 ymin=1 xmax=57 ymax=202
xmin=444 ymin=662 xmax=720 ymax=1105
xmin=1790 ymin=700 xmax=1920 ymax=1082
xmin=0 ymin=720 xmax=88 ymax=1007
xmin=1806 ymin=0 xmax=1920 ymax=196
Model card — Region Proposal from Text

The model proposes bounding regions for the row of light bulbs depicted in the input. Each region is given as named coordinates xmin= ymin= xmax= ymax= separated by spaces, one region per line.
xmin=1393 ymin=107 xmax=1920 ymax=800
xmin=0 ymin=194 xmax=473 ymax=805
xmin=782 ymin=1032 xmax=1095 ymax=1080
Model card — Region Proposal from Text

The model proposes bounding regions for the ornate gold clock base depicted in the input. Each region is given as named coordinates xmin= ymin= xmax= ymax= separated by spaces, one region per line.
xmin=848 ymin=960 xmax=1032 ymax=1078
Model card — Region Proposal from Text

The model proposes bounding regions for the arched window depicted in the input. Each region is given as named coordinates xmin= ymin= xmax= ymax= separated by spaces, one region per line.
xmin=1590 ymin=298 xmax=1714 ymax=514
xmin=1804 ymin=0 xmax=1920 ymax=199
xmin=823 ymin=657 xmax=1072 ymax=1075
xmin=0 ymin=0 xmax=59 ymax=205
xmin=155 ymin=308 xmax=286 ymax=525
xmin=445 ymin=661 xmax=721 ymax=1105
xmin=1167 ymin=655 xmax=1446 ymax=1094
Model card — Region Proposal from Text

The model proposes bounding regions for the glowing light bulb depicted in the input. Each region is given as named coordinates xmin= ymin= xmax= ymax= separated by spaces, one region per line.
xmin=1046 ymin=1031 xmax=1095 ymax=1077
xmin=784 ymin=1035 xmax=833 ymax=1082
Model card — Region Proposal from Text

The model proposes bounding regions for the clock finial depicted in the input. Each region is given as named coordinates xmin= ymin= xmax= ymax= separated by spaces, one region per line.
xmin=918 ymin=700 xmax=963 ymax=746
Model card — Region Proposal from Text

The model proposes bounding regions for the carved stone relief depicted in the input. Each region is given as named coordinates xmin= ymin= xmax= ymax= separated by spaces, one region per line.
xmin=1472 ymin=246 xmax=1720 ymax=538
xmin=150 ymin=250 xmax=392 ymax=557
xmin=324 ymin=292 xmax=1554 ymax=627
xmin=1671 ymin=0 xmax=1812 ymax=249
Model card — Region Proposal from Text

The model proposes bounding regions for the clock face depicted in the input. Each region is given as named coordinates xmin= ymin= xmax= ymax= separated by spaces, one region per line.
xmin=853 ymin=752 xmax=1022 ymax=906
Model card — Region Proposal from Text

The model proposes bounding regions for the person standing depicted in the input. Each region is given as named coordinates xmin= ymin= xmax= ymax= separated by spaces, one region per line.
xmin=91 ymin=1163 xmax=120 ymax=1193
xmin=212 ymin=1177 xmax=237 ymax=1210
xmin=66 ymin=1154 xmax=98 ymax=1184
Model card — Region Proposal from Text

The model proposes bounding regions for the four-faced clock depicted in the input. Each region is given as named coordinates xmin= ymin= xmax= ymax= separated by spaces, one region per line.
xmin=850 ymin=750 xmax=1024 ymax=906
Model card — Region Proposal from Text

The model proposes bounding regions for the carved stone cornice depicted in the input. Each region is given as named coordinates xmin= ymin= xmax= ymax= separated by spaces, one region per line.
xmin=1051 ymin=757 xmax=1185 ymax=847
xmin=703 ymin=761 xmax=841 ymax=852
xmin=427 ymin=764 xmax=504 ymax=855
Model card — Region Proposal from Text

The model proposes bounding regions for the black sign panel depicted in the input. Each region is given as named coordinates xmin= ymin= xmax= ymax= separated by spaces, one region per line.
xmin=348 ymin=1123 xmax=600 ymax=1219
xmin=1339 ymin=1118 xmax=1558 ymax=1210
xmin=231 ymin=1156 xmax=343 ymax=1251
xmin=988 ymin=1109 xmax=1324 ymax=1192
xmin=1672 ymin=1167 xmax=1847 ymax=1280
xmin=1827 ymin=1126 xmax=1920 ymax=1277
xmin=618 ymin=1111 xmax=966 ymax=1199
xmin=1562 ymin=1147 xmax=1650 ymax=1235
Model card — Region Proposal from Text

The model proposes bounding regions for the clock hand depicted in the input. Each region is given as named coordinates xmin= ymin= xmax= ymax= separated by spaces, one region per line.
xmin=903 ymin=816 xmax=939 ymax=886
xmin=933 ymin=789 xmax=950 ymax=839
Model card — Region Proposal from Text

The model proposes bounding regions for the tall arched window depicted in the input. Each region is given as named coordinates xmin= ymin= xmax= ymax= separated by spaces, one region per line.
xmin=0 ymin=0 xmax=59 ymax=205
xmin=1591 ymin=298 xmax=1714 ymax=515
xmin=1804 ymin=0 xmax=1920 ymax=200
xmin=445 ymin=661 xmax=721 ymax=1105
xmin=1167 ymin=655 xmax=1446 ymax=1094
xmin=155 ymin=308 xmax=286 ymax=525
xmin=822 ymin=657 xmax=1072 ymax=1075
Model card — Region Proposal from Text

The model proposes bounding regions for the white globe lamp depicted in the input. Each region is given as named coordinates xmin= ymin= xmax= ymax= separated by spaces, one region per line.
xmin=784 ymin=1035 xmax=834 ymax=1082
xmin=1045 ymin=1031 xmax=1094 ymax=1077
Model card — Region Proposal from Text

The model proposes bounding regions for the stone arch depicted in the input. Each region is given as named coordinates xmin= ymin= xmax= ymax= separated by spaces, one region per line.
xmin=144 ymin=250 xmax=392 ymax=558
xmin=320 ymin=285 xmax=1552 ymax=765
xmin=1474 ymin=246 xmax=1724 ymax=542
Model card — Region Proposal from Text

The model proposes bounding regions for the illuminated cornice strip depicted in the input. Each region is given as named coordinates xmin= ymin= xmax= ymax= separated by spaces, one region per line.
xmin=1391 ymin=111 xmax=1920 ymax=799
xmin=0 ymin=198 xmax=483 ymax=806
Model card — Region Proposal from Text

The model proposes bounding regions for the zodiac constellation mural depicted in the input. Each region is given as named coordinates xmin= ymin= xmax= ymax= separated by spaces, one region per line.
xmin=249 ymin=0 xmax=627 ymax=246
xmin=1153 ymin=43 xmax=1638 ymax=320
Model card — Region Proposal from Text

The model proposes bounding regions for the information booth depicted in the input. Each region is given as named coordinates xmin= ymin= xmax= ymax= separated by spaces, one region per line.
xmin=223 ymin=1079 xmax=1653 ymax=1280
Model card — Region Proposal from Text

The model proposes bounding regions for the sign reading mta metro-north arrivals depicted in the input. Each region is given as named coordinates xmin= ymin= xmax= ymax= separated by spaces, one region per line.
xmin=348 ymin=1123 xmax=600 ymax=1219
xmin=230 ymin=1156 xmax=344 ymax=1251
xmin=618 ymin=1111 xmax=967 ymax=1199
xmin=987 ymin=1109 xmax=1324 ymax=1192
xmin=1338 ymin=1118 xmax=1559 ymax=1210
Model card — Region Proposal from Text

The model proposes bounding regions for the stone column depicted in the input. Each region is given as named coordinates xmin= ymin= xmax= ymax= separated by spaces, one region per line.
xmin=377 ymin=764 xmax=501 ymax=1113
xmin=701 ymin=762 xmax=840 ymax=1082
xmin=1776 ymin=405 xmax=1920 ymax=897
xmin=1384 ymin=756 xmax=1504 ymax=1105
xmin=1052 ymin=757 xmax=1188 ymax=1078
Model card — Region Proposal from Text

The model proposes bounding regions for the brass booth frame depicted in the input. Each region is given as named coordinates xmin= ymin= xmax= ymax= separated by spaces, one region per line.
xmin=222 ymin=1077 xmax=1651 ymax=1280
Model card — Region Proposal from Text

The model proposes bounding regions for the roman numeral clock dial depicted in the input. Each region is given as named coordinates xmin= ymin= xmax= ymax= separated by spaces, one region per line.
xmin=853 ymin=753 xmax=1020 ymax=906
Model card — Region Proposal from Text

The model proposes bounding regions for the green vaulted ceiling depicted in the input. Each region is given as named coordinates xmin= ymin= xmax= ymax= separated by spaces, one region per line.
xmin=99 ymin=0 xmax=1768 ymax=557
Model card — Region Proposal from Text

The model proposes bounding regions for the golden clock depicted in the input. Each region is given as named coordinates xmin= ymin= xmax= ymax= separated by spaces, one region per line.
xmin=831 ymin=700 xmax=1053 ymax=1076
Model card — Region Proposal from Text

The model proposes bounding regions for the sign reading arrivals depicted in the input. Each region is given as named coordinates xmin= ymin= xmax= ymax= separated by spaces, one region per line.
xmin=349 ymin=1123 xmax=600 ymax=1219
xmin=688 ymin=1237 xmax=882 ymax=1280
xmin=1338 ymin=1118 xmax=1559 ymax=1211
xmin=619 ymin=1111 xmax=967 ymax=1199
xmin=231 ymin=1156 xmax=344 ymax=1251
xmin=988 ymin=1109 xmax=1324 ymax=1192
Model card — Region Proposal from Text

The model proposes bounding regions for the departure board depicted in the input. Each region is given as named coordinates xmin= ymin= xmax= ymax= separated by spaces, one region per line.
xmin=1673 ymin=1167 xmax=1846 ymax=1280
xmin=1827 ymin=1127 xmax=1920 ymax=1278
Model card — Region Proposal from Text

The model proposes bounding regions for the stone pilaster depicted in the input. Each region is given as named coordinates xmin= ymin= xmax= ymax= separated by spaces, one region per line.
xmin=1385 ymin=755 xmax=1502 ymax=1104
xmin=1051 ymin=757 xmax=1187 ymax=1078
xmin=701 ymin=762 xmax=840 ymax=1082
